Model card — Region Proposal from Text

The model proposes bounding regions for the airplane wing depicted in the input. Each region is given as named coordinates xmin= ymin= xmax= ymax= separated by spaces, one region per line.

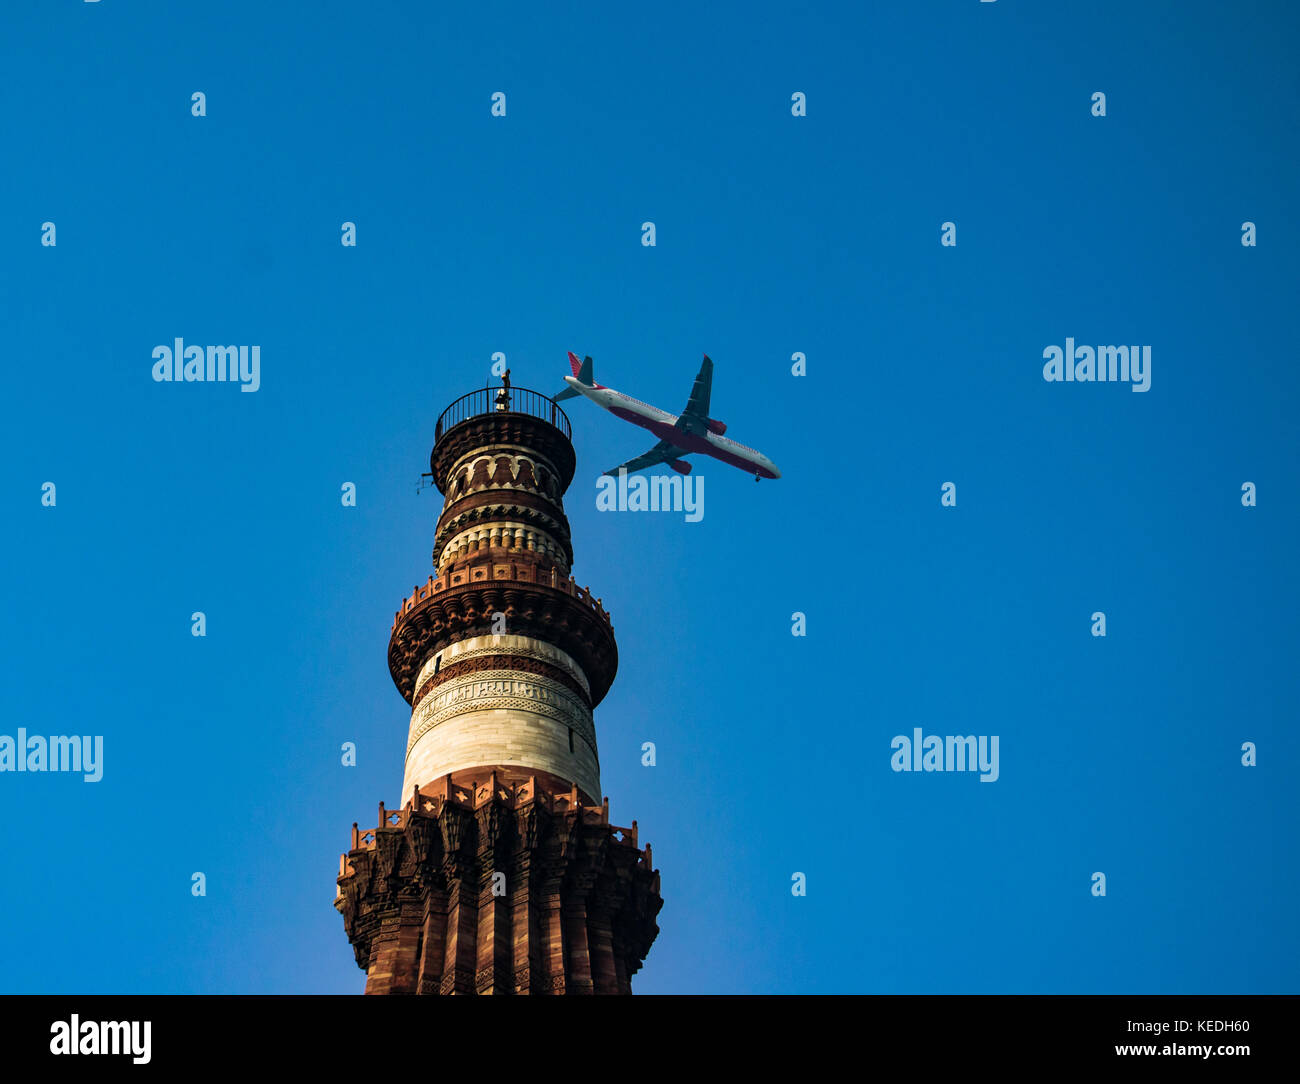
xmin=679 ymin=354 xmax=713 ymax=420
xmin=603 ymin=439 xmax=687 ymax=476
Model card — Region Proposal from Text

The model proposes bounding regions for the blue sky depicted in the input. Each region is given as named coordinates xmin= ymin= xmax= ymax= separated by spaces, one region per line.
xmin=1 ymin=0 xmax=1297 ymax=993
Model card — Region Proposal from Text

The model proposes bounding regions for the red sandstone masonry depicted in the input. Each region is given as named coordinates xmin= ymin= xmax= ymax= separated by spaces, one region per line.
xmin=337 ymin=774 xmax=660 ymax=995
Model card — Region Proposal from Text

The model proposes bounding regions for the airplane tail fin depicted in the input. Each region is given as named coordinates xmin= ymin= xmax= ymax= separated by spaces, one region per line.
xmin=554 ymin=353 xmax=594 ymax=401
xmin=570 ymin=352 xmax=593 ymax=383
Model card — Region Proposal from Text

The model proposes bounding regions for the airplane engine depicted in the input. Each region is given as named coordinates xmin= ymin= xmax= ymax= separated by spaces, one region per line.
xmin=705 ymin=418 xmax=727 ymax=436
xmin=668 ymin=459 xmax=693 ymax=475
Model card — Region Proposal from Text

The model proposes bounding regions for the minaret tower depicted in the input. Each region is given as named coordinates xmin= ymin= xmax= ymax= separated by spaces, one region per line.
xmin=336 ymin=380 xmax=663 ymax=994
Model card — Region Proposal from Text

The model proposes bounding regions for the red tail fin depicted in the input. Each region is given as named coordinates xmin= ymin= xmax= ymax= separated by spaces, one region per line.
xmin=567 ymin=351 xmax=583 ymax=377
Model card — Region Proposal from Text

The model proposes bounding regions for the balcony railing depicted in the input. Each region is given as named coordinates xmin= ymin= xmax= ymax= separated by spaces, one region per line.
xmin=435 ymin=386 xmax=571 ymax=442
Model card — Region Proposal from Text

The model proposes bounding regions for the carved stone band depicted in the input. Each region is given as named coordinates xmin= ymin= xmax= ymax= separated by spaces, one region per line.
xmin=406 ymin=670 xmax=596 ymax=758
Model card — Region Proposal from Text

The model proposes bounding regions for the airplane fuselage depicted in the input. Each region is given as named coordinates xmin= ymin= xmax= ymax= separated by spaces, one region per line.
xmin=563 ymin=376 xmax=781 ymax=479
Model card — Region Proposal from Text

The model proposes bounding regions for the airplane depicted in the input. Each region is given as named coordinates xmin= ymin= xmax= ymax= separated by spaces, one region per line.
xmin=554 ymin=352 xmax=781 ymax=481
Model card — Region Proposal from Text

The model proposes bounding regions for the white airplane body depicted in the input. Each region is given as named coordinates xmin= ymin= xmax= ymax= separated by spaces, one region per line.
xmin=556 ymin=352 xmax=781 ymax=480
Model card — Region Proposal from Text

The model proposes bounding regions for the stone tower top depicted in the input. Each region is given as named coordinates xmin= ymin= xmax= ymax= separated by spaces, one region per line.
xmin=429 ymin=384 xmax=577 ymax=576
xmin=388 ymin=382 xmax=617 ymax=714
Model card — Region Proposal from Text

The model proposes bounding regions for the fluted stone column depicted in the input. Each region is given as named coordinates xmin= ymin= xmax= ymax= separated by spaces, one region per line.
xmin=337 ymin=386 xmax=662 ymax=994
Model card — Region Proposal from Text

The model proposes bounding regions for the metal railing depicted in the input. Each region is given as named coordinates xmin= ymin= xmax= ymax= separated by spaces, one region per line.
xmin=435 ymin=386 xmax=571 ymax=441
